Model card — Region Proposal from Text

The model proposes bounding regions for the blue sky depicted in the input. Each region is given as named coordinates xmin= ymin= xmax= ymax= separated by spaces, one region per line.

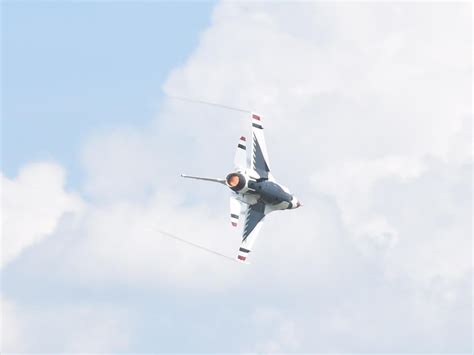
xmin=2 ymin=1 xmax=215 ymax=187
xmin=1 ymin=2 xmax=471 ymax=352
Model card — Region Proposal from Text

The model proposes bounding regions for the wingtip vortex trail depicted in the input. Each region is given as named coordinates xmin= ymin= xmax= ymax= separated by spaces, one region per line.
xmin=146 ymin=226 xmax=242 ymax=264
xmin=166 ymin=95 xmax=252 ymax=114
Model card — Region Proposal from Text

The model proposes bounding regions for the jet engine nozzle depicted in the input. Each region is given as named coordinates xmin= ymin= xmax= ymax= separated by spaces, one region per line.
xmin=225 ymin=172 xmax=247 ymax=191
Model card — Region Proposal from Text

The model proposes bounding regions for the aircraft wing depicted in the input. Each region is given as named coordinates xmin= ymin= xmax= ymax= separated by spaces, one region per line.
xmin=250 ymin=113 xmax=271 ymax=180
xmin=237 ymin=201 xmax=266 ymax=262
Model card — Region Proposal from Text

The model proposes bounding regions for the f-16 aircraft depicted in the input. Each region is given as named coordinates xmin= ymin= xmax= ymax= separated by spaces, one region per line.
xmin=181 ymin=112 xmax=301 ymax=263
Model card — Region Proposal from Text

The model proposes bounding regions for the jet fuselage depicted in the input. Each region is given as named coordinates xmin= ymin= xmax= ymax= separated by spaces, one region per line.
xmin=226 ymin=172 xmax=301 ymax=210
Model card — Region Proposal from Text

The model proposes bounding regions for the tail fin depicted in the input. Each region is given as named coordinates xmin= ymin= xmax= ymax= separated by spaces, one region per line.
xmin=181 ymin=174 xmax=226 ymax=185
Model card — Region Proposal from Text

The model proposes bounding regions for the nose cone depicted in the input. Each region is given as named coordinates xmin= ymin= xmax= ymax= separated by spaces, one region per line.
xmin=291 ymin=196 xmax=302 ymax=209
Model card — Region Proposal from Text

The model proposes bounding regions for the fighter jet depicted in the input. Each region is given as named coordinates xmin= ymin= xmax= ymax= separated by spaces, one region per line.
xmin=181 ymin=112 xmax=301 ymax=263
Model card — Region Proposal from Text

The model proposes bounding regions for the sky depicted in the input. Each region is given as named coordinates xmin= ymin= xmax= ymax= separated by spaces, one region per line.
xmin=1 ymin=1 xmax=472 ymax=353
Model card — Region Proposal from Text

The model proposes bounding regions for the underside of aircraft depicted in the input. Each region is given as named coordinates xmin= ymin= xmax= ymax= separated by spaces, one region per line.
xmin=182 ymin=112 xmax=301 ymax=263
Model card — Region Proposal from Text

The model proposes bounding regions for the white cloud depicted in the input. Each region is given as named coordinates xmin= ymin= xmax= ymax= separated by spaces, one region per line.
xmin=311 ymin=156 xmax=426 ymax=253
xmin=0 ymin=296 xmax=133 ymax=353
xmin=165 ymin=2 xmax=470 ymax=166
xmin=251 ymin=307 xmax=301 ymax=352
xmin=61 ymin=194 xmax=245 ymax=290
xmin=1 ymin=162 xmax=83 ymax=268
xmin=0 ymin=298 xmax=24 ymax=352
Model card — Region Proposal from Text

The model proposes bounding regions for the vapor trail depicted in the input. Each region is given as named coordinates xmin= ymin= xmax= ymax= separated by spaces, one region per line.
xmin=167 ymin=95 xmax=251 ymax=113
xmin=148 ymin=226 xmax=240 ymax=264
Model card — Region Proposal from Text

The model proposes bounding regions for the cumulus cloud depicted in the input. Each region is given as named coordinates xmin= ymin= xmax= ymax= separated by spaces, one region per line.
xmin=0 ymin=298 xmax=24 ymax=352
xmin=165 ymin=2 xmax=470 ymax=165
xmin=1 ymin=162 xmax=83 ymax=268
xmin=60 ymin=193 xmax=245 ymax=290
xmin=0 ymin=297 xmax=133 ymax=353
xmin=1 ymin=1 xmax=471 ymax=352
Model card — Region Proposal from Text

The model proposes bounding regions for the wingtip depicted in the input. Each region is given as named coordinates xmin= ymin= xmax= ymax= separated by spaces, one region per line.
xmin=236 ymin=257 xmax=251 ymax=265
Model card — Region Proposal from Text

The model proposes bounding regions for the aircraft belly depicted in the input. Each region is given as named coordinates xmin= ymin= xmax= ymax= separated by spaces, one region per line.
xmin=271 ymin=200 xmax=291 ymax=210
xmin=263 ymin=200 xmax=290 ymax=213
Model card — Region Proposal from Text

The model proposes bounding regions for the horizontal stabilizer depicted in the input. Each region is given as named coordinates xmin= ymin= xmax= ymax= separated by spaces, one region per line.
xmin=230 ymin=195 xmax=244 ymax=227
xmin=234 ymin=136 xmax=247 ymax=169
